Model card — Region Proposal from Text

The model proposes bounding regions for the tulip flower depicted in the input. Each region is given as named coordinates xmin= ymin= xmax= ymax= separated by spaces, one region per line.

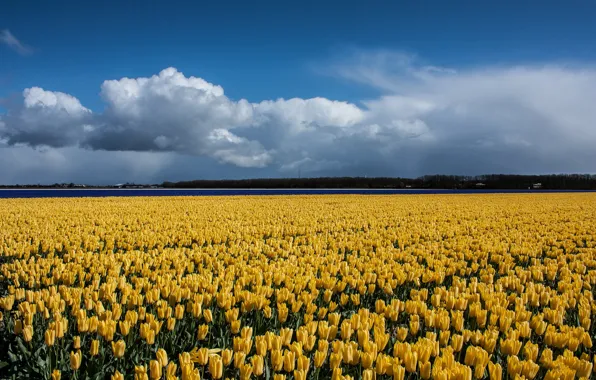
xmin=112 ymin=340 xmax=126 ymax=358
xmin=70 ymin=350 xmax=82 ymax=371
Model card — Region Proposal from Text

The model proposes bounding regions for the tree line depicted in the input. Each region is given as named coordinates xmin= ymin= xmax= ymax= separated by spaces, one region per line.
xmin=162 ymin=174 xmax=596 ymax=190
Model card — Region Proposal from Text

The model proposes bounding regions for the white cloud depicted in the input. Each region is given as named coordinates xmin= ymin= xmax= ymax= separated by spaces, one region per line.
xmin=0 ymin=29 xmax=32 ymax=55
xmin=255 ymin=97 xmax=364 ymax=132
xmin=1 ymin=87 xmax=91 ymax=147
xmin=1 ymin=55 xmax=596 ymax=184
xmin=90 ymin=67 xmax=257 ymax=156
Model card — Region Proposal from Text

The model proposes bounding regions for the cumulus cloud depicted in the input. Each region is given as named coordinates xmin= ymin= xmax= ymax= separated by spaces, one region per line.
xmin=0 ymin=29 xmax=33 ymax=55
xmin=1 ymin=54 xmax=596 ymax=184
xmin=1 ymin=87 xmax=92 ymax=147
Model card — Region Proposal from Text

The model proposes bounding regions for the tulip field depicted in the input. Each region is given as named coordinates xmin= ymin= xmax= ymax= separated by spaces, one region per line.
xmin=1 ymin=194 xmax=595 ymax=380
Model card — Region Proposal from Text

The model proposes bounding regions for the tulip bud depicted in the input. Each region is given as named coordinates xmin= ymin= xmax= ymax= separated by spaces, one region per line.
xmin=156 ymin=348 xmax=168 ymax=367
xmin=405 ymin=351 xmax=418 ymax=373
xmin=222 ymin=349 xmax=233 ymax=366
xmin=251 ymin=355 xmax=264 ymax=376
xmin=119 ymin=321 xmax=131 ymax=336
xmin=203 ymin=309 xmax=213 ymax=323
xmin=174 ymin=304 xmax=185 ymax=320
xmin=112 ymin=340 xmax=126 ymax=358
xmin=23 ymin=325 xmax=33 ymax=342
xmin=149 ymin=328 xmax=158 ymax=344
xmin=362 ymin=369 xmax=374 ymax=380
xmin=239 ymin=363 xmax=253 ymax=380
xmin=167 ymin=317 xmax=176 ymax=331
xmin=209 ymin=355 xmax=223 ymax=379
xmin=51 ymin=370 xmax=61 ymax=380
xmin=166 ymin=362 xmax=177 ymax=378
xmin=271 ymin=350 xmax=283 ymax=371
xmin=488 ymin=361 xmax=502 ymax=380
xmin=329 ymin=352 xmax=342 ymax=369
xmin=45 ymin=328 xmax=56 ymax=346
xmin=150 ymin=360 xmax=162 ymax=380
xmin=230 ymin=320 xmax=241 ymax=334
xmin=314 ymin=350 xmax=326 ymax=368
xmin=331 ymin=367 xmax=342 ymax=380
xmin=70 ymin=350 xmax=82 ymax=371
xmin=134 ymin=366 xmax=148 ymax=380
xmin=420 ymin=361 xmax=431 ymax=379
xmin=283 ymin=351 xmax=296 ymax=372
xmin=87 ymin=339 xmax=99 ymax=356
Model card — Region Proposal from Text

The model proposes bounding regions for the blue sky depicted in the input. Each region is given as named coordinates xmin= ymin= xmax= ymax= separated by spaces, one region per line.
xmin=1 ymin=1 xmax=596 ymax=184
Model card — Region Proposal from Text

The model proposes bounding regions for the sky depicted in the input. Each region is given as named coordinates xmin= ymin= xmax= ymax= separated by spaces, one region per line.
xmin=1 ymin=1 xmax=596 ymax=185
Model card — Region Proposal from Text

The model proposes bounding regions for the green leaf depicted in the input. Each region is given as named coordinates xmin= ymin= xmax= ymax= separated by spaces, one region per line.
xmin=7 ymin=345 xmax=19 ymax=363
xmin=16 ymin=339 xmax=30 ymax=357
xmin=36 ymin=355 xmax=46 ymax=371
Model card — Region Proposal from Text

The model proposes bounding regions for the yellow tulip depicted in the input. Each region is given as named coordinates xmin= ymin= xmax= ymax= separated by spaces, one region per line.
xmin=209 ymin=355 xmax=224 ymax=379
xmin=22 ymin=324 xmax=33 ymax=342
xmin=404 ymin=350 xmax=417 ymax=373
xmin=70 ymin=350 xmax=82 ymax=371
xmin=44 ymin=328 xmax=56 ymax=346
xmin=251 ymin=354 xmax=264 ymax=376
xmin=230 ymin=320 xmax=241 ymax=334
xmin=222 ymin=349 xmax=233 ymax=366
xmin=488 ymin=361 xmax=502 ymax=380
xmin=361 ymin=352 xmax=374 ymax=369
xmin=112 ymin=340 xmax=126 ymax=358
xmin=119 ymin=321 xmax=131 ymax=336
xmin=196 ymin=347 xmax=209 ymax=366
xmin=271 ymin=349 xmax=283 ymax=371
xmin=134 ymin=366 xmax=149 ymax=380
xmin=166 ymin=362 xmax=177 ymax=378
xmin=239 ymin=363 xmax=253 ymax=380
xmin=174 ymin=304 xmax=185 ymax=319
xmin=314 ymin=350 xmax=326 ymax=368
xmin=156 ymin=348 xmax=168 ymax=367
xmin=167 ymin=317 xmax=176 ymax=331
xmin=392 ymin=363 xmax=406 ymax=380
xmin=203 ymin=309 xmax=213 ymax=323
xmin=150 ymin=360 xmax=162 ymax=380
xmin=577 ymin=359 xmax=593 ymax=378
xmin=331 ymin=367 xmax=342 ymax=380
xmin=362 ymin=369 xmax=374 ymax=380
xmin=90 ymin=339 xmax=100 ymax=356
xmin=507 ymin=356 xmax=522 ymax=377
xmin=450 ymin=334 xmax=464 ymax=352
xmin=283 ymin=350 xmax=296 ymax=372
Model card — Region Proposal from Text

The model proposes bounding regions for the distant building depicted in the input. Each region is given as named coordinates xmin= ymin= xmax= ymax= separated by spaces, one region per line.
xmin=533 ymin=183 xmax=543 ymax=189
xmin=475 ymin=183 xmax=486 ymax=188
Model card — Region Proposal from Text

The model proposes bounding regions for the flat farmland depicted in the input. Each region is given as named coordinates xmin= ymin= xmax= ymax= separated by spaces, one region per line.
xmin=1 ymin=194 xmax=595 ymax=379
